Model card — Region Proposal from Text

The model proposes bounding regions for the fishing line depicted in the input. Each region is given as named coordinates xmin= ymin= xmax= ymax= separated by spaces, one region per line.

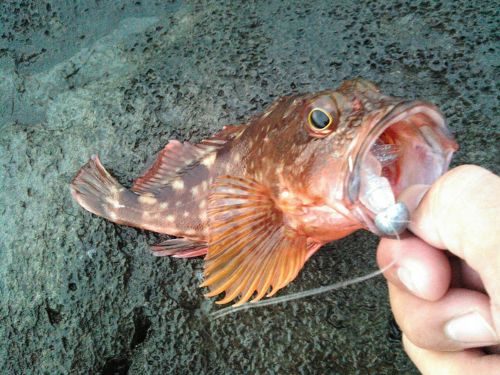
xmin=211 ymin=228 xmax=405 ymax=320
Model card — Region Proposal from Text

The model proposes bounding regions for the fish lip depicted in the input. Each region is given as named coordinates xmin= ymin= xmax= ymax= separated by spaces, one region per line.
xmin=344 ymin=100 xmax=458 ymax=235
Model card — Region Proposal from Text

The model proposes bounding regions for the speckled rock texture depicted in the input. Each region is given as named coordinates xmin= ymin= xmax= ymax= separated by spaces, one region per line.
xmin=0 ymin=1 xmax=498 ymax=374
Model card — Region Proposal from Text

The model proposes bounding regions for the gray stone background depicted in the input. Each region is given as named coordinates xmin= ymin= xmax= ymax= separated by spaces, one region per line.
xmin=0 ymin=0 xmax=498 ymax=374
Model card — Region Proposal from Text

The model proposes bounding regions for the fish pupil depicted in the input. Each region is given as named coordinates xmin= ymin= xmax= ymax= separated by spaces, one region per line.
xmin=310 ymin=109 xmax=331 ymax=129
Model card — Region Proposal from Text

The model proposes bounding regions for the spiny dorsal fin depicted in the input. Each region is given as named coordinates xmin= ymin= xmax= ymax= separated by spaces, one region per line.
xmin=131 ymin=125 xmax=245 ymax=195
xmin=200 ymin=175 xmax=309 ymax=306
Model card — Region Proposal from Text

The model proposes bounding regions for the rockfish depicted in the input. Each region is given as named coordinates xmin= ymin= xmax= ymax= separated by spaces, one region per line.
xmin=70 ymin=79 xmax=457 ymax=306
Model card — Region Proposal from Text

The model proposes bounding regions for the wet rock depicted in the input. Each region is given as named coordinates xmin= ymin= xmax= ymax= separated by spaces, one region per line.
xmin=0 ymin=1 xmax=497 ymax=373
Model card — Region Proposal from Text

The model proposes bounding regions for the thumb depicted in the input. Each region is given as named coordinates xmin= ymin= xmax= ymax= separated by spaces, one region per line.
xmin=401 ymin=165 xmax=500 ymax=333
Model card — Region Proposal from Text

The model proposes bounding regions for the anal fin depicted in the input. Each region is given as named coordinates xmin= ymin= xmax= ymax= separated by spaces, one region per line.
xmin=151 ymin=238 xmax=207 ymax=258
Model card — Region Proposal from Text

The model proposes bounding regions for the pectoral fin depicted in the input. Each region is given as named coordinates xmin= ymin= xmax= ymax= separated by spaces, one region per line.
xmin=201 ymin=176 xmax=309 ymax=306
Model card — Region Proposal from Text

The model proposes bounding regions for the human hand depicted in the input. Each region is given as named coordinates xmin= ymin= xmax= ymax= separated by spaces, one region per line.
xmin=377 ymin=165 xmax=500 ymax=374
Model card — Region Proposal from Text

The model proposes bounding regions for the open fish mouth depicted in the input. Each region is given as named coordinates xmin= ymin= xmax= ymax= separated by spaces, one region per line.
xmin=346 ymin=101 xmax=458 ymax=235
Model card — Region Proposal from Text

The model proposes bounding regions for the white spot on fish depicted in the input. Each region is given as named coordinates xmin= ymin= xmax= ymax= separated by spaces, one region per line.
xmin=105 ymin=197 xmax=125 ymax=209
xmin=280 ymin=190 xmax=290 ymax=199
xmin=172 ymin=179 xmax=185 ymax=191
xmin=109 ymin=211 xmax=118 ymax=220
xmin=160 ymin=202 xmax=169 ymax=209
xmin=166 ymin=215 xmax=175 ymax=222
xmin=139 ymin=195 xmax=157 ymax=205
xmin=201 ymin=153 xmax=216 ymax=167
xmin=183 ymin=211 xmax=189 ymax=218
xmin=199 ymin=200 xmax=207 ymax=209
xmin=191 ymin=185 xmax=199 ymax=196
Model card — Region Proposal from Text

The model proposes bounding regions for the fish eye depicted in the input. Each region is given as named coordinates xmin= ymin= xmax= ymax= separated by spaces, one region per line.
xmin=308 ymin=108 xmax=333 ymax=131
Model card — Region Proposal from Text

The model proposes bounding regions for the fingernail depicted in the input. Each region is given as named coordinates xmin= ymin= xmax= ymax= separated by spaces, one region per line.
xmin=444 ymin=311 xmax=499 ymax=344
xmin=397 ymin=264 xmax=426 ymax=298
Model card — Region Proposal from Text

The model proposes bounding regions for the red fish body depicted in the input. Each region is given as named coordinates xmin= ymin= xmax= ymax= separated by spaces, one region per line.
xmin=71 ymin=79 xmax=457 ymax=305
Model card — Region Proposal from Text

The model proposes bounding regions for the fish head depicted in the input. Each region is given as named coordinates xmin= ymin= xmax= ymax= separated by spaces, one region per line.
xmin=272 ymin=78 xmax=458 ymax=240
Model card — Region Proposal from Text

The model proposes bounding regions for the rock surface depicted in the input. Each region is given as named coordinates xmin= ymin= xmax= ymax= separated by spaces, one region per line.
xmin=0 ymin=1 xmax=497 ymax=374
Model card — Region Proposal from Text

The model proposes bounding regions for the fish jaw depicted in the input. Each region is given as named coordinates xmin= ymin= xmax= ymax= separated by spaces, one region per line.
xmin=343 ymin=100 xmax=458 ymax=235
